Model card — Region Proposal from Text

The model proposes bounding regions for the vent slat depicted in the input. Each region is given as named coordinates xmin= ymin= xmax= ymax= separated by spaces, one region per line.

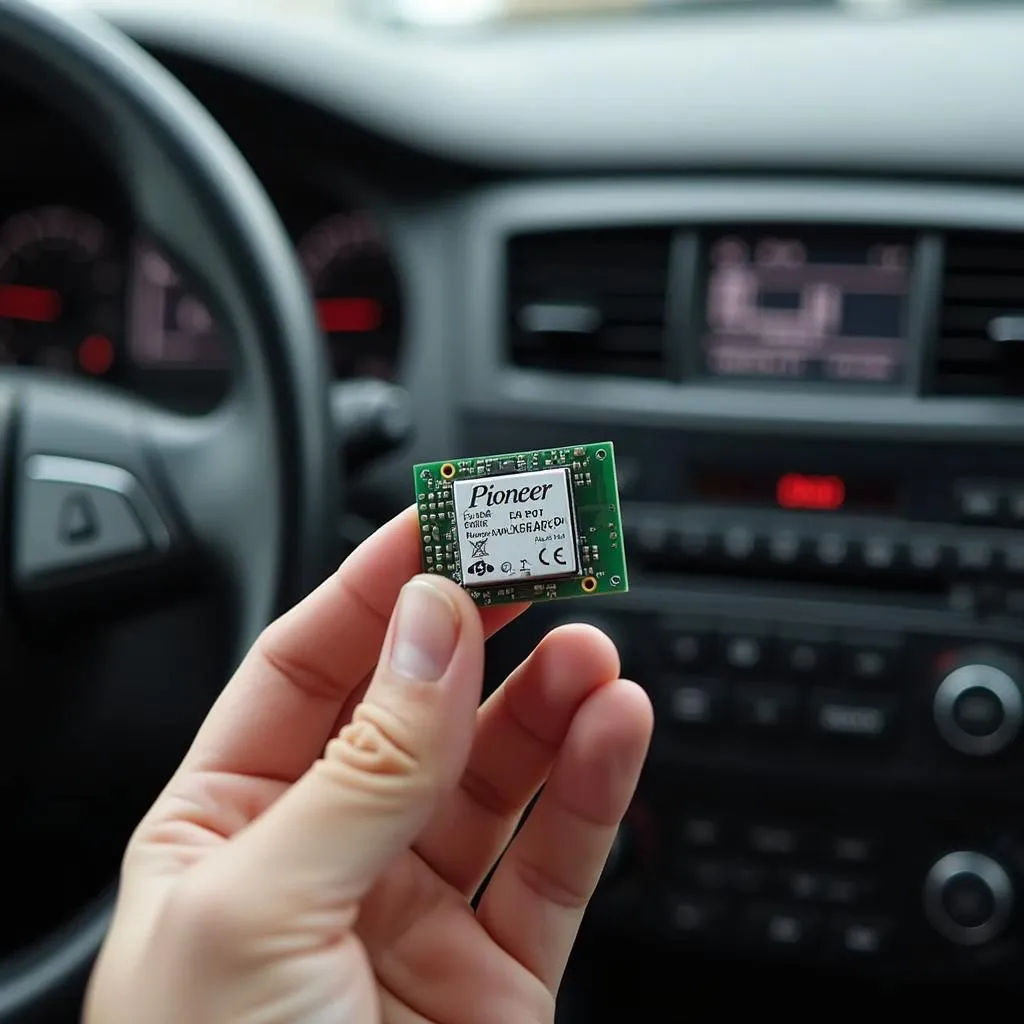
xmin=506 ymin=228 xmax=671 ymax=379
xmin=933 ymin=231 xmax=1024 ymax=397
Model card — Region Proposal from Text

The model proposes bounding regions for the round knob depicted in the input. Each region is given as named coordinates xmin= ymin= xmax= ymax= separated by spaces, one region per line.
xmin=934 ymin=661 xmax=1023 ymax=756
xmin=923 ymin=852 xmax=1014 ymax=946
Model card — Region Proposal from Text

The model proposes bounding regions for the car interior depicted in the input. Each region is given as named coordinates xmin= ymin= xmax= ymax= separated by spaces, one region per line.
xmin=3 ymin=0 xmax=1024 ymax=1019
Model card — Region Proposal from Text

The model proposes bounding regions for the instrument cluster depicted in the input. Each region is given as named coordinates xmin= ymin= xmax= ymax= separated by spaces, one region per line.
xmin=0 ymin=195 xmax=404 ymax=411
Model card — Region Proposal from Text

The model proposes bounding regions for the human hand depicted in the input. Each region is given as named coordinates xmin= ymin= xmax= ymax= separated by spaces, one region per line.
xmin=84 ymin=506 xmax=653 ymax=1024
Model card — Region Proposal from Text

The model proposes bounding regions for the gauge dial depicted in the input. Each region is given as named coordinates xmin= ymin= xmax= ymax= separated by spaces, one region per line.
xmin=0 ymin=206 xmax=122 ymax=376
xmin=297 ymin=210 xmax=402 ymax=380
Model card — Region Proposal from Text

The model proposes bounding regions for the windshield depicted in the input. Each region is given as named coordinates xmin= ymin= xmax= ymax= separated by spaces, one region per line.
xmin=341 ymin=0 xmax=977 ymax=29
xmin=40 ymin=0 xmax=996 ymax=27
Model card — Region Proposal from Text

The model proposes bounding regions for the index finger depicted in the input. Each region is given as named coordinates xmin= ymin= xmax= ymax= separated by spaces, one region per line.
xmin=181 ymin=505 xmax=527 ymax=783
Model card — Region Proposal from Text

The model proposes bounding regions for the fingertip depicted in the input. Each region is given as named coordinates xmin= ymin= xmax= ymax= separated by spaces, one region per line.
xmin=382 ymin=574 xmax=488 ymax=689
xmin=407 ymin=573 xmax=485 ymax=641
xmin=407 ymin=575 xmax=531 ymax=644
xmin=496 ymin=623 xmax=623 ymax=749
xmin=543 ymin=677 xmax=652 ymax=829
xmin=576 ymin=678 xmax=654 ymax=760
xmin=542 ymin=622 xmax=622 ymax=681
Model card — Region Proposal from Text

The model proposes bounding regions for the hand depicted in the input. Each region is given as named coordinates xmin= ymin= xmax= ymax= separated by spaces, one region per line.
xmin=85 ymin=506 xmax=653 ymax=1024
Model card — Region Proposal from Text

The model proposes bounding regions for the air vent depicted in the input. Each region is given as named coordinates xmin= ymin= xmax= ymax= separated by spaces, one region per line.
xmin=934 ymin=231 xmax=1024 ymax=396
xmin=506 ymin=228 xmax=672 ymax=378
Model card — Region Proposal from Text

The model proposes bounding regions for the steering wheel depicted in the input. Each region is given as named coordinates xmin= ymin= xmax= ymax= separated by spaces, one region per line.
xmin=0 ymin=1 xmax=337 ymax=1019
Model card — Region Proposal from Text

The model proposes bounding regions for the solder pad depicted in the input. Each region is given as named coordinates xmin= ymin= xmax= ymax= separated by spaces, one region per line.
xmin=413 ymin=441 xmax=628 ymax=606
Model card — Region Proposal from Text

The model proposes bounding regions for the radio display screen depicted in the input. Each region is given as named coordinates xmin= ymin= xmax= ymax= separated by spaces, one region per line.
xmin=698 ymin=230 xmax=913 ymax=385
xmin=693 ymin=467 xmax=900 ymax=515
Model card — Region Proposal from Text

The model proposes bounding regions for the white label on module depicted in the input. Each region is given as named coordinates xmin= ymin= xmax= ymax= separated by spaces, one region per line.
xmin=452 ymin=468 xmax=578 ymax=587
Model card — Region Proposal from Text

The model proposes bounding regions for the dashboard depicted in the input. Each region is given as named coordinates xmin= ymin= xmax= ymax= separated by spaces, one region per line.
xmin=0 ymin=102 xmax=404 ymax=413
xmin=11 ymin=1 xmax=1024 ymax=1019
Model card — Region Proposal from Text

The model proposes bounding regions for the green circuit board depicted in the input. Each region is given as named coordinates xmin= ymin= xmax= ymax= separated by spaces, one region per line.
xmin=413 ymin=441 xmax=629 ymax=606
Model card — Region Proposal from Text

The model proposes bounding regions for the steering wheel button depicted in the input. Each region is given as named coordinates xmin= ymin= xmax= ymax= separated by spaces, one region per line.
xmin=16 ymin=457 xmax=154 ymax=581
xmin=59 ymin=493 xmax=99 ymax=544
xmin=19 ymin=480 xmax=147 ymax=578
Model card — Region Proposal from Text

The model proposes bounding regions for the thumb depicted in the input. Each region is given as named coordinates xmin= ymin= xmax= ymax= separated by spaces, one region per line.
xmin=219 ymin=574 xmax=484 ymax=910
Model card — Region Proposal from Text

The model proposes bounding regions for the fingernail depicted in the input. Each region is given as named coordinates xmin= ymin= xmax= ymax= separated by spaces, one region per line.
xmin=389 ymin=578 xmax=458 ymax=682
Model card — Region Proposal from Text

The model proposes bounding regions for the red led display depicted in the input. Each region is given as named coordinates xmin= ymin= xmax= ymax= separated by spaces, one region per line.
xmin=317 ymin=297 xmax=382 ymax=334
xmin=776 ymin=472 xmax=846 ymax=511
xmin=0 ymin=283 xmax=61 ymax=323
xmin=693 ymin=465 xmax=896 ymax=513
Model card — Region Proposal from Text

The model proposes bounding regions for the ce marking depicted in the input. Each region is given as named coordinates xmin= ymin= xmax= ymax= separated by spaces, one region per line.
xmin=538 ymin=546 xmax=567 ymax=567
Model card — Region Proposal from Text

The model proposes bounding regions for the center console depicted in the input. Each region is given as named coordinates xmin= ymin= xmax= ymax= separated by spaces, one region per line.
xmin=453 ymin=179 xmax=1024 ymax=985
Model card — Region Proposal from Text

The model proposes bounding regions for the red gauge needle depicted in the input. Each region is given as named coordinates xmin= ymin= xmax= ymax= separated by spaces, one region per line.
xmin=316 ymin=297 xmax=381 ymax=333
xmin=0 ymin=283 xmax=62 ymax=323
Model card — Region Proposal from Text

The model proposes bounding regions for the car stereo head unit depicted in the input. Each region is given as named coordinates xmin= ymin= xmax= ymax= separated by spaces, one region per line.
xmin=696 ymin=228 xmax=914 ymax=386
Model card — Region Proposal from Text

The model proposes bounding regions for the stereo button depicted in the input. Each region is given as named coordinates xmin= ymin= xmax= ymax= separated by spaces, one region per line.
xmin=862 ymin=535 xmax=899 ymax=570
xmin=667 ymin=894 xmax=728 ymax=939
xmin=816 ymin=533 xmax=849 ymax=568
xmin=943 ymin=872 xmax=995 ymax=928
xmin=908 ymin=536 xmax=947 ymax=572
xmin=721 ymin=626 xmax=772 ymax=675
xmin=786 ymin=870 xmax=824 ymax=900
xmin=842 ymin=632 xmax=902 ymax=684
xmin=666 ymin=679 xmax=726 ymax=728
xmin=955 ymin=538 xmax=995 ymax=572
xmin=679 ymin=815 xmax=722 ymax=850
xmin=956 ymin=482 xmax=1002 ymax=523
xmin=829 ymin=916 xmax=892 ymax=956
xmin=933 ymin=660 xmax=1023 ymax=756
xmin=744 ymin=906 xmax=819 ymax=949
xmin=810 ymin=690 xmax=898 ymax=741
xmin=736 ymin=684 xmax=799 ymax=734
xmin=661 ymin=617 xmax=715 ymax=671
xmin=953 ymin=687 xmax=1005 ymax=737
xmin=768 ymin=529 xmax=803 ymax=565
xmin=924 ymin=852 xmax=1013 ymax=946
xmin=722 ymin=525 xmax=757 ymax=561
xmin=780 ymin=630 xmax=834 ymax=680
